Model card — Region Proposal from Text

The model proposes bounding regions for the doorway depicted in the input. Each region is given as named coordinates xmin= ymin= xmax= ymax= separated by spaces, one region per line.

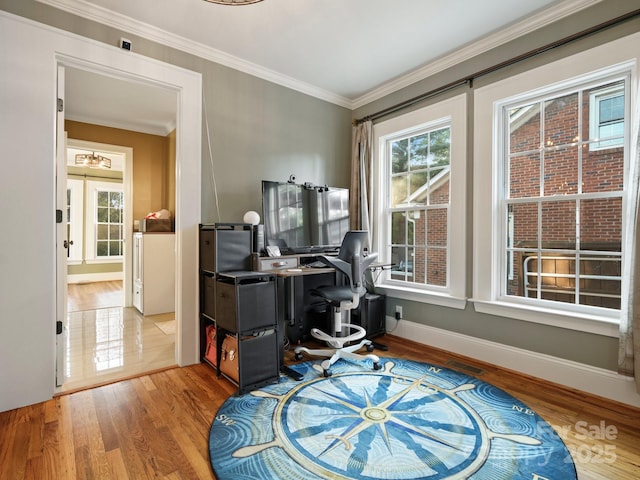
xmin=60 ymin=55 xmax=200 ymax=391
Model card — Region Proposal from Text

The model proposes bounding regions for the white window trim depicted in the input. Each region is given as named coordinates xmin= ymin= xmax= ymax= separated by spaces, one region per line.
xmin=473 ymin=32 xmax=639 ymax=337
xmin=85 ymin=179 xmax=124 ymax=263
xmin=66 ymin=178 xmax=84 ymax=265
xmin=372 ymin=93 xmax=467 ymax=308
xmin=589 ymin=84 xmax=625 ymax=151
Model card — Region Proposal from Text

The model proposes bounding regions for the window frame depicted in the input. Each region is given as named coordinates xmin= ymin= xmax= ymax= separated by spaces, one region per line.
xmin=472 ymin=34 xmax=637 ymax=338
xmin=372 ymin=93 xmax=467 ymax=309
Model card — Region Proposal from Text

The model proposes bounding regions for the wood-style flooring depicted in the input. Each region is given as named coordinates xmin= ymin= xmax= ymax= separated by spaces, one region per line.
xmin=61 ymin=281 xmax=176 ymax=393
xmin=1 ymin=335 xmax=639 ymax=479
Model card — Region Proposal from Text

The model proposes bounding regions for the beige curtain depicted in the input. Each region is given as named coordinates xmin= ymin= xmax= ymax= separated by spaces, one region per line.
xmin=350 ymin=121 xmax=373 ymax=240
xmin=619 ymin=89 xmax=640 ymax=393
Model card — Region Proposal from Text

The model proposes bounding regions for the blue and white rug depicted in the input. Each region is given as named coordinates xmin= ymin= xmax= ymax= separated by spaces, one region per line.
xmin=209 ymin=358 xmax=576 ymax=479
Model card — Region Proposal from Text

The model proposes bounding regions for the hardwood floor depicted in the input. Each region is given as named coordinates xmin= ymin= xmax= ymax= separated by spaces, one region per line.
xmin=1 ymin=335 xmax=639 ymax=479
xmin=68 ymin=281 xmax=124 ymax=312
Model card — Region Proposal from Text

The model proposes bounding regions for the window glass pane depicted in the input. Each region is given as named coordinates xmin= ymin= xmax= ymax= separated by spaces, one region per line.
xmin=580 ymin=198 xmax=622 ymax=249
xmin=426 ymin=208 xmax=447 ymax=247
xmin=583 ymin=147 xmax=624 ymax=194
xmin=544 ymin=93 xmax=578 ymax=147
xmin=96 ymin=241 xmax=108 ymax=256
xmin=97 ymin=206 xmax=108 ymax=223
xmin=543 ymin=146 xmax=579 ymax=197
xmin=409 ymin=171 xmax=428 ymax=200
xmin=97 ymin=191 xmax=109 ymax=207
xmin=391 ymin=139 xmax=408 ymax=174
xmin=409 ymin=133 xmax=428 ymax=168
xmin=391 ymin=211 xmax=406 ymax=245
xmin=428 ymin=167 xmax=450 ymax=205
xmin=541 ymin=201 xmax=576 ymax=249
xmin=426 ymin=247 xmax=446 ymax=286
xmin=508 ymin=203 xmax=538 ymax=247
xmin=509 ymin=153 xmax=540 ymax=199
xmin=390 ymin=175 xmax=408 ymax=207
xmin=109 ymin=241 xmax=121 ymax=256
xmin=429 ymin=128 xmax=450 ymax=167
xmin=390 ymin=246 xmax=410 ymax=280
xmin=97 ymin=224 xmax=108 ymax=240
xmin=509 ymin=103 xmax=540 ymax=154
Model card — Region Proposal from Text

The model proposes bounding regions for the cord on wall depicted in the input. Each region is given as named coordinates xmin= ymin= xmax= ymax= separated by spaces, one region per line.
xmin=202 ymin=89 xmax=222 ymax=222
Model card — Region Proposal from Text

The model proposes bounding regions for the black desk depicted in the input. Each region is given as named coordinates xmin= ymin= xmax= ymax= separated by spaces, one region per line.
xmin=252 ymin=253 xmax=387 ymax=368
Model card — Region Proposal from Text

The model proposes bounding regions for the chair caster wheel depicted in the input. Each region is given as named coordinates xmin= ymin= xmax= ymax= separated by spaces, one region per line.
xmin=323 ymin=369 xmax=332 ymax=377
xmin=366 ymin=344 xmax=375 ymax=352
xmin=294 ymin=352 xmax=303 ymax=361
xmin=373 ymin=362 xmax=382 ymax=371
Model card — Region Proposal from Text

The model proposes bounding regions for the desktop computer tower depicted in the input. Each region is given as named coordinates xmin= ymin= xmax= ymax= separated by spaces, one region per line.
xmin=352 ymin=293 xmax=386 ymax=339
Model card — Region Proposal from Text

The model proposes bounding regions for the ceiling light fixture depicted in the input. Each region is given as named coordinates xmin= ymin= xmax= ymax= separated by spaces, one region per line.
xmin=75 ymin=152 xmax=111 ymax=169
xmin=203 ymin=0 xmax=263 ymax=5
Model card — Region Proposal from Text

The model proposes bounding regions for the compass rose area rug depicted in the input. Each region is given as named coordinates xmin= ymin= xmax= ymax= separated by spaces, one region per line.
xmin=209 ymin=358 xmax=577 ymax=480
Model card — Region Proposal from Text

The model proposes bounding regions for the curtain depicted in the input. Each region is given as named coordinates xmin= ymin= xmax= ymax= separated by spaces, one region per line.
xmin=619 ymin=86 xmax=640 ymax=393
xmin=350 ymin=121 xmax=373 ymax=241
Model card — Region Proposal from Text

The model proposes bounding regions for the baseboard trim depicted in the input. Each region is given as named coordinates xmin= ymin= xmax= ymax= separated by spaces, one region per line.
xmin=387 ymin=317 xmax=640 ymax=408
xmin=67 ymin=272 xmax=123 ymax=284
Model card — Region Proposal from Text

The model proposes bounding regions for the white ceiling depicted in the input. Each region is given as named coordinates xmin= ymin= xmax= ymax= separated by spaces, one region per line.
xmin=46 ymin=0 xmax=598 ymax=135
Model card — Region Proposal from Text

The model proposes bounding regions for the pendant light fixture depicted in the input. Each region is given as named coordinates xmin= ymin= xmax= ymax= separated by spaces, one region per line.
xmin=75 ymin=152 xmax=111 ymax=169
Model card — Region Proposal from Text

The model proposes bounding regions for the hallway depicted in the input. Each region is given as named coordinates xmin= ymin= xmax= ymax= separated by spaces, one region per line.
xmin=60 ymin=282 xmax=176 ymax=393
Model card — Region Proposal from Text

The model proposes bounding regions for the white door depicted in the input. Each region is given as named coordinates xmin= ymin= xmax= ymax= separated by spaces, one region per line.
xmin=55 ymin=65 xmax=68 ymax=387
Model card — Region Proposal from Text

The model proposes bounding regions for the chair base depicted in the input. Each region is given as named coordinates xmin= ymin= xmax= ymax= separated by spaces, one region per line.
xmin=294 ymin=336 xmax=381 ymax=377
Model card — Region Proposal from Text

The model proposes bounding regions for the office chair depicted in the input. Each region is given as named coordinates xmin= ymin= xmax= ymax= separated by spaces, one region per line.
xmin=294 ymin=231 xmax=381 ymax=376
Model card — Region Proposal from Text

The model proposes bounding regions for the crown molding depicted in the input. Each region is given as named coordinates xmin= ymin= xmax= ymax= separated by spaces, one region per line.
xmin=35 ymin=0 xmax=353 ymax=108
xmin=352 ymin=0 xmax=603 ymax=109
xmin=36 ymin=0 xmax=602 ymax=111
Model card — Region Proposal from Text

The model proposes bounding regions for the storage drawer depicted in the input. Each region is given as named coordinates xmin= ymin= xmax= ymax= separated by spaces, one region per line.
xmin=258 ymin=256 xmax=298 ymax=271
xmin=215 ymin=272 xmax=277 ymax=335
xmin=202 ymin=273 xmax=216 ymax=319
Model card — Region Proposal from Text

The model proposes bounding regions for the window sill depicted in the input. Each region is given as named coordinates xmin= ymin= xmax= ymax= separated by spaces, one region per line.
xmin=377 ymin=284 xmax=467 ymax=310
xmin=84 ymin=258 xmax=124 ymax=265
xmin=471 ymin=299 xmax=620 ymax=338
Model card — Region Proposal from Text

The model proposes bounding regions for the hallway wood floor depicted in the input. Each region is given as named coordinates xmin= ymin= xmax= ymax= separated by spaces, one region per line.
xmin=61 ymin=281 xmax=176 ymax=393
xmin=1 ymin=335 xmax=639 ymax=479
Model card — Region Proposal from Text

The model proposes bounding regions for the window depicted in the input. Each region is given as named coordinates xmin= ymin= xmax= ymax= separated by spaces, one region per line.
xmin=589 ymin=84 xmax=624 ymax=150
xmin=373 ymin=94 xmax=467 ymax=307
xmin=504 ymin=79 xmax=626 ymax=312
xmin=473 ymin=34 xmax=635 ymax=335
xmin=95 ymin=190 xmax=124 ymax=258
xmin=388 ymin=126 xmax=450 ymax=286
xmin=85 ymin=180 xmax=124 ymax=263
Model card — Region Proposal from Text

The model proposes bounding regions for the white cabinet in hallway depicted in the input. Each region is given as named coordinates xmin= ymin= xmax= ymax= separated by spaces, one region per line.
xmin=133 ymin=232 xmax=175 ymax=315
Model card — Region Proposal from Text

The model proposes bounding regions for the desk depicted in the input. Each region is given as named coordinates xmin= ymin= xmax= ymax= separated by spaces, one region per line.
xmin=252 ymin=253 xmax=387 ymax=367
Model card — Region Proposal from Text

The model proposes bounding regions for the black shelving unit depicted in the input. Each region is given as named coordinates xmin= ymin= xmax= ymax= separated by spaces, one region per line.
xmin=199 ymin=224 xmax=280 ymax=395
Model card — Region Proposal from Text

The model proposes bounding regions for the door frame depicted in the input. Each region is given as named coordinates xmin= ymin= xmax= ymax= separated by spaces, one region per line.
xmin=55 ymin=51 xmax=202 ymax=370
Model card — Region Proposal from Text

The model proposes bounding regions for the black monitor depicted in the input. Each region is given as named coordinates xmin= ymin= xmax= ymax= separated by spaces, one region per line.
xmin=261 ymin=180 xmax=350 ymax=254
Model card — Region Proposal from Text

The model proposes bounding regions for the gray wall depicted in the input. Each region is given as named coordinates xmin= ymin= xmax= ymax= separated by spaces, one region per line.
xmin=353 ymin=0 xmax=640 ymax=372
xmin=0 ymin=0 xmax=353 ymax=226
xmin=1 ymin=0 xmax=637 ymax=376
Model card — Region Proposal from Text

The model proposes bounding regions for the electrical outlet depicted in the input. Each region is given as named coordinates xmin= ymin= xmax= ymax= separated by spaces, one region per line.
xmin=395 ymin=305 xmax=403 ymax=320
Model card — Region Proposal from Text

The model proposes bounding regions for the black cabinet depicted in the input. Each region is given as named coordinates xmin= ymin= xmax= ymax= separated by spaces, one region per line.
xmin=352 ymin=293 xmax=386 ymax=339
xmin=199 ymin=224 xmax=280 ymax=395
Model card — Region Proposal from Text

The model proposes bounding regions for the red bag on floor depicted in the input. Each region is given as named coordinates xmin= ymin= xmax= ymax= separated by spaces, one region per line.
xmin=204 ymin=324 xmax=217 ymax=366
